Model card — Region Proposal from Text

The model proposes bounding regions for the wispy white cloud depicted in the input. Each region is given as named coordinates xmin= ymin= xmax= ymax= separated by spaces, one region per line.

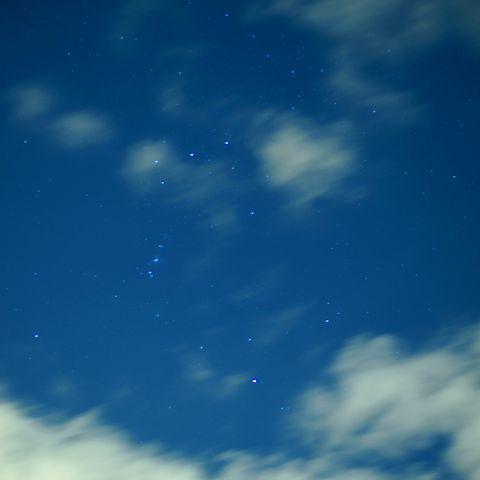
xmin=121 ymin=140 xmax=240 ymax=232
xmin=0 ymin=389 xmax=383 ymax=480
xmin=1 ymin=322 xmax=480 ymax=478
xmin=253 ymin=113 xmax=359 ymax=211
xmin=0 ymin=398 xmax=205 ymax=480
xmin=291 ymin=322 xmax=480 ymax=479
xmin=49 ymin=111 xmax=113 ymax=149
xmin=253 ymin=0 xmax=480 ymax=57
xmin=250 ymin=0 xmax=480 ymax=120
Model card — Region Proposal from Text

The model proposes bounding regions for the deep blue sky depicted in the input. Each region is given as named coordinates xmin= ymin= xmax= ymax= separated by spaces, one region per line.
xmin=1 ymin=1 xmax=480 ymax=478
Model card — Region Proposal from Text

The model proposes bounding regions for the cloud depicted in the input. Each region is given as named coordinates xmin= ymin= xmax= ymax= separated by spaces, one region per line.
xmin=254 ymin=305 xmax=308 ymax=345
xmin=253 ymin=113 xmax=359 ymax=211
xmin=121 ymin=140 xmax=240 ymax=232
xmin=291 ymin=322 xmax=480 ymax=479
xmin=1 ymin=322 xmax=480 ymax=479
xmin=253 ymin=0 xmax=479 ymax=57
xmin=0 ymin=390 xmax=383 ymax=480
xmin=0 ymin=397 xmax=206 ymax=480
xmin=49 ymin=111 xmax=113 ymax=148
xmin=7 ymin=85 xmax=53 ymax=121
xmin=250 ymin=0 xmax=480 ymax=121
xmin=329 ymin=60 xmax=423 ymax=122
xmin=7 ymin=83 xmax=115 ymax=149
xmin=120 ymin=140 xmax=172 ymax=191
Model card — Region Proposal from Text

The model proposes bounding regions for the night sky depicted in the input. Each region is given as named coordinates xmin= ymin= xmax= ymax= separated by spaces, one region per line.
xmin=1 ymin=1 xmax=480 ymax=478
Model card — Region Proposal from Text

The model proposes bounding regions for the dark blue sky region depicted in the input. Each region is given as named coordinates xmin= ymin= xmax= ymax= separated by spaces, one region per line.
xmin=1 ymin=1 xmax=480 ymax=478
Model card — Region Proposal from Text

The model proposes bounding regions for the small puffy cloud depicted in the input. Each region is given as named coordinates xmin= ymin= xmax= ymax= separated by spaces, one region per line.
xmin=49 ymin=111 xmax=113 ymax=148
xmin=121 ymin=140 xmax=173 ymax=191
xmin=7 ymin=85 xmax=53 ymax=121
xmin=253 ymin=114 xmax=359 ymax=211
xmin=121 ymin=140 xmax=239 ymax=232
xmin=6 ymin=83 xmax=115 ymax=149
